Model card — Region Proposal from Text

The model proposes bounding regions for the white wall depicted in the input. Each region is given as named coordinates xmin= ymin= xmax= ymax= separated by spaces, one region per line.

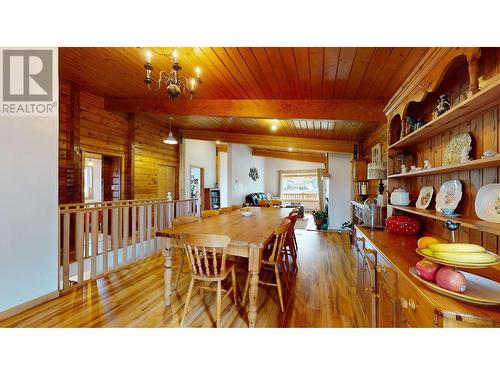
xmin=0 ymin=48 xmax=59 ymax=313
xmin=328 ymin=152 xmax=353 ymax=230
xmin=219 ymin=151 xmax=228 ymax=207
xmin=264 ymin=157 xmax=324 ymax=197
xmin=182 ymin=139 xmax=217 ymax=199
xmin=228 ymin=144 xmax=265 ymax=205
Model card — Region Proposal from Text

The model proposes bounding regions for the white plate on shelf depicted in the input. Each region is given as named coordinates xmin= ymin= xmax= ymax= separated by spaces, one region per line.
xmin=435 ymin=179 xmax=462 ymax=212
xmin=475 ymin=183 xmax=500 ymax=223
xmin=416 ymin=186 xmax=434 ymax=209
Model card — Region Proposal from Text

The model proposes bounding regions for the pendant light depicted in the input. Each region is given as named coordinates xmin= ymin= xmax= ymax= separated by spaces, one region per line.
xmin=163 ymin=117 xmax=178 ymax=145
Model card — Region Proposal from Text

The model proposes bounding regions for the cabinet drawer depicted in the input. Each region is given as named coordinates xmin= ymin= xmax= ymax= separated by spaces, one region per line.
xmin=397 ymin=274 xmax=435 ymax=328
xmin=376 ymin=253 xmax=397 ymax=295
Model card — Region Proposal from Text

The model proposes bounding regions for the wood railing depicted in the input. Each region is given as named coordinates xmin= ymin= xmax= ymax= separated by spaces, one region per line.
xmin=58 ymin=198 xmax=199 ymax=290
xmin=281 ymin=192 xmax=319 ymax=202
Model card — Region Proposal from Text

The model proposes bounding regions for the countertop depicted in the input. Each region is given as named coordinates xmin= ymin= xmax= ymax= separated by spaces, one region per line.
xmin=355 ymin=225 xmax=500 ymax=323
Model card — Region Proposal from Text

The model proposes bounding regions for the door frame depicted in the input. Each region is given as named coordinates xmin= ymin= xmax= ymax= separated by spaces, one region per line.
xmin=80 ymin=147 xmax=125 ymax=202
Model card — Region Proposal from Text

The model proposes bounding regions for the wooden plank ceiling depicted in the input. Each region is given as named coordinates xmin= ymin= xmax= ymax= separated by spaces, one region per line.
xmin=60 ymin=47 xmax=428 ymax=148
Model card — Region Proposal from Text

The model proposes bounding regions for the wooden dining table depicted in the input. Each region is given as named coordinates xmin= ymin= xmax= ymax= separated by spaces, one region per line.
xmin=156 ymin=207 xmax=293 ymax=327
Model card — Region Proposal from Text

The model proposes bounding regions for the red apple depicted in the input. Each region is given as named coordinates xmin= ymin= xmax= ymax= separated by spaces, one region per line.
xmin=436 ymin=267 xmax=467 ymax=293
xmin=415 ymin=260 xmax=441 ymax=282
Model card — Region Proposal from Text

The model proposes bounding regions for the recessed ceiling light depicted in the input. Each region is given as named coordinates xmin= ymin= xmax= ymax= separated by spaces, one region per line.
xmin=288 ymin=147 xmax=293 ymax=152
xmin=216 ymin=140 xmax=220 ymax=144
xmin=271 ymin=124 xmax=278 ymax=131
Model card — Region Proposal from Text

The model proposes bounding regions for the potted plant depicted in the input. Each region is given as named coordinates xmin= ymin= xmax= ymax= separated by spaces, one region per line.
xmin=312 ymin=210 xmax=328 ymax=230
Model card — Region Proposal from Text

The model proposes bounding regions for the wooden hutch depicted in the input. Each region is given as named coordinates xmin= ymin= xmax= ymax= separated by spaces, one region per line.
xmin=353 ymin=47 xmax=500 ymax=327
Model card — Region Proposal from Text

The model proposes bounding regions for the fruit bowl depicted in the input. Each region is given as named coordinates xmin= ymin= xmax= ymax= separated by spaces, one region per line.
xmin=415 ymin=248 xmax=500 ymax=268
xmin=385 ymin=215 xmax=420 ymax=235
xmin=409 ymin=267 xmax=500 ymax=306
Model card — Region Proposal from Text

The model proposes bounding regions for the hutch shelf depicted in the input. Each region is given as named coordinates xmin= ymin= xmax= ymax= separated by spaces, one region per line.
xmin=389 ymin=75 xmax=500 ymax=150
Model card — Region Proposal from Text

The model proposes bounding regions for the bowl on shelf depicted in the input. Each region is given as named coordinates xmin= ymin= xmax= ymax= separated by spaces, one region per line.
xmin=385 ymin=215 xmax=420 ymax=235
xmin=440 ymin=207 xmax=458 ymax=217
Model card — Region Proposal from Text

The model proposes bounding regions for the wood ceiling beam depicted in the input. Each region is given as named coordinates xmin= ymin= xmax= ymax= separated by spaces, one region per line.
xmin=252 ymin=148 xmax=326 ymax=163
xmin=181 ymin=129 xmax=356 ymax=153
xmin=104 ymin=98 xmax=386 ymax=122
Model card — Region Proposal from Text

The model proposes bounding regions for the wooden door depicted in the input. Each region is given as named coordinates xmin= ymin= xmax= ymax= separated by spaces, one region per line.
xmin=158 ymin=165 xmax=176 ymax=199
xmin=377 ymin=280 xmax=397 ymax=328
xmin=102 ymin=155 xmax=122 ymax=201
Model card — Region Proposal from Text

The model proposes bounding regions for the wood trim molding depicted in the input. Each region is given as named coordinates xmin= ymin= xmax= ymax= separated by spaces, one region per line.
xmin=69 ymin=83 xmax=82 ymax=203
xmin=384 ymin=47 xmax=482 ymax=120
xmin=0 ymin=290 xmax=60 ymax=322
xmin=182 ymin=129 xmax=356 ymax=153
xmin=252 ymin=148 xmax=326 ymax=163
xmin=104 ymin=98 xmax=386 ymax=122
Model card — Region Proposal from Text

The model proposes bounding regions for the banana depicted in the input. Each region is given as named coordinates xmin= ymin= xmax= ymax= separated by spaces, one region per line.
xmin=432 ymin=251 xmax=498 ymax=264
xmin=420 ymin=248 xmax=434 ymax=256
xmin=428 ymin=243 xmax=486 ymax=253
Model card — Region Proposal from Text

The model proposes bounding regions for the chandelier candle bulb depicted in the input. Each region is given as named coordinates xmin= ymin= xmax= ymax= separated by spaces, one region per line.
xmin=173 ymin=50 xmax=179 ymax=63
xmin=145 ymin=51 xmax=152 ymax=63
xmin=196 ymin=66 xmax=201 ymax=78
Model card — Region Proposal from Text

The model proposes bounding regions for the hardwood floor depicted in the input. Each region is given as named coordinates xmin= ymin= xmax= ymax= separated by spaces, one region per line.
xmin=0 ymin=231 xmax=367 ymax=328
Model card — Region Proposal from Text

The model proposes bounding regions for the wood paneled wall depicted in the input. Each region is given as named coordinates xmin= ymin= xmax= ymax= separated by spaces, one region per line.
xmin=361 ymin=123 xmax=388 ymax=197
xmin=58 ymin=81 xmax=179 ymax=203
xmin=388 ymin=47 xmax=500 ymax=254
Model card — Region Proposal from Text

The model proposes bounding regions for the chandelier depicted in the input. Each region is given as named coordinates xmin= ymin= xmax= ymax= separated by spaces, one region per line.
xmin=143 ymin=49 xmax=202 ymax=100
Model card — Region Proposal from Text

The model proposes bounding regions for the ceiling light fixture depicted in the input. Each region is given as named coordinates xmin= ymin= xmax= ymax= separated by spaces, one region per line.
xmin=288 ymin=147 xmax=293 ymax=152
xmin=216 ymin=140 xmax=220 ymax=144
xmin=271 ymin=119 xmax=278 ymax=131
xmin=163 ymin=117 xmax=178 ymax=145
xmin=144 ymin=49 xmax=202 ymax=100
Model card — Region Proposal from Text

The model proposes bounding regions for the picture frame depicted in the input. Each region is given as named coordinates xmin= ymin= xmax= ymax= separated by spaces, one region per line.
xmin=371 ymin=143 xmax=382 ymax=163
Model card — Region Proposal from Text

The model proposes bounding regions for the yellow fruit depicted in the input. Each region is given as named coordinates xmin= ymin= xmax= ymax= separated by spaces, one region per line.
xmin=432 ymin=251 xmax=498 ymax=264
xmin=420 ymin=248 xmax=434 ymax=256
xmin=417 ymin=236 xmax=439 ymax=250
xmin=428 ymin=243 xmax=486 ymax=253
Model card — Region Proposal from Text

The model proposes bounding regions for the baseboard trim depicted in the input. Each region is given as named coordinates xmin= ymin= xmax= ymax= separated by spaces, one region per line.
xmin=0 ymin=290 xmax=60 ymax=322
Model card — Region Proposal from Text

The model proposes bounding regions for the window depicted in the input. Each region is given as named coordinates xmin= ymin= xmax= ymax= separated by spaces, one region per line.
xmin=279 ymin=170 xmax=319 ymax=201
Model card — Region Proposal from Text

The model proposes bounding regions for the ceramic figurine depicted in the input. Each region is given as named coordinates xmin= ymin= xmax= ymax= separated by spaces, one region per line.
xmin=167 ymin=192 xmax=173 ymax=201
xmin=436 ymin=94 xmax=451 ymax=116
xmin=410 ymin=165 xmax=422 ymax=172
xmin=400 ymin=164 xmax=407 ymax=174
xmin=423 ymin=160 xmax=432 ymax=169
xmin=415 ymin=120 xmax=426 ymax=129
xmin=482 ymin=149 xmax=497 ymax=158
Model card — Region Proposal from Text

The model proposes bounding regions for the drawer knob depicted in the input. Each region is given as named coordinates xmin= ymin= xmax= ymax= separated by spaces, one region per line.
xmin=400 ymin=297 xmax=408 ymax=309
xmin=408 ymin=298 xmax=417 ymax=310
xmin=376 ymin=265 xmax=386 ymax=273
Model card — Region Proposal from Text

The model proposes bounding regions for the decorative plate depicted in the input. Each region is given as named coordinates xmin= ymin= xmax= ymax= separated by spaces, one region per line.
xmin=416 ymin=186 xmax=434 ymax=209
xmin=415 ymin=248 xmax=500 ymax=268
xmin=442 ymin=132 xmax=472 ymax=165
xmin=435 ymin=179 xmax=462 ymax=212
xmin=409 ymin=267 xmax=500 ymax=306
xmin=475 ymin=183 xmax=500 ymax=223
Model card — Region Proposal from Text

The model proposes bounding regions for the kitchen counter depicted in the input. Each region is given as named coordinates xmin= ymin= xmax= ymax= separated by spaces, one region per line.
xmin=355 ymin=225 xmax=500 ymax=325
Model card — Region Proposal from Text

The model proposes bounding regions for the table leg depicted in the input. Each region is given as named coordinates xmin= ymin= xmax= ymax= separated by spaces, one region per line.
xmin=247 ymin=245 xmax=261 ymax=328
xmin=162 ymin=237 xmax=173 ymax=306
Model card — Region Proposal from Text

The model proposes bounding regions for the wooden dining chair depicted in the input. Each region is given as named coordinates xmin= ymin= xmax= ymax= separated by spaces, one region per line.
xmin=282 ymin=212 xmax=299 ymax=281
xmin=201 ymin=209 xmax=220 ymax=218
xmin=178 ymin=233 xmax=237 ymax=328
xmin=242 ymin=219 xmax=291 ymax=312
xmin=259 ymin=199 xmax=271 ymax=207
xmin=270 ymin=199 xmax=283 ymax=207
xmin=219 ymin=206 xmax=233 ymax=213
xmin=230 ymin=204 xmax=241 ymax=211
xmin=172 ymin=215 xmax=200 ymax=290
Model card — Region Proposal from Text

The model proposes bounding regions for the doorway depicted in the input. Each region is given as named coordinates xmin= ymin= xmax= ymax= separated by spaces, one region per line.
xmin=190 ymin=166 xmax=204 ymax=201
xmin=158 ymin=165 xmax=176 ymax=199
xmin=83 ymin=151 xmax=122 ymax=202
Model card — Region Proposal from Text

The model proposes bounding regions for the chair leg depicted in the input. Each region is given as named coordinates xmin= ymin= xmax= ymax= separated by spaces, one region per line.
xmin=173 ymin=252 xmax=185 ymax=291
xmin=180 ymin=278 xmax=195 ymax=327
xmin=242 ymin=273 xmax=250 ymax=305
xmin=274 ymin=265 xmax=285 ymax=312
xmin=216 ymin=280 xmax=222 ymax=328
xmin=231 ymin=267 xmax=238 ymax=307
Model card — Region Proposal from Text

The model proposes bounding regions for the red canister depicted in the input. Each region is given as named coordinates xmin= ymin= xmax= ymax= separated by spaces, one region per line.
xmin=385 ymin=215 xmax=420 ymax=235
